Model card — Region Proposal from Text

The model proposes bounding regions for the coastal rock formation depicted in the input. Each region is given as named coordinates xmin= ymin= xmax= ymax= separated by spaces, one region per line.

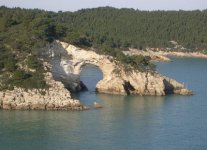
xmin=0 ymin=41 xmax=193 ymax=111
xmin=47 ymin=41 xmax=192 ymax=96
xmin=0 ymin=71 xmax=84 ymax=110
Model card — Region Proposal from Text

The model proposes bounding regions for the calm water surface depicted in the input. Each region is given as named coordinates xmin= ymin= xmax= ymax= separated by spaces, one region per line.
xmin=1 ymin=58 xmax=207 ymax=150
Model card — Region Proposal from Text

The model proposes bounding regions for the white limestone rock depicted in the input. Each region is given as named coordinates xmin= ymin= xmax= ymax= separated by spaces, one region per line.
xmin=47 ymin=41 xmax=192 ymax=96
xmin=0 ymin=71 xmax=84 ymax=110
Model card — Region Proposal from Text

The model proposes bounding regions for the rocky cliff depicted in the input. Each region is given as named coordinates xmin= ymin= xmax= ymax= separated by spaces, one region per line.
xmin=46 ymin=41 xmax=192 ymax=96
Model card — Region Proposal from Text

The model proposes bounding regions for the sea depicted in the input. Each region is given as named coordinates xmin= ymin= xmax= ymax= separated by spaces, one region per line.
xmin=0 ymin=57 xmax=207 ymax=150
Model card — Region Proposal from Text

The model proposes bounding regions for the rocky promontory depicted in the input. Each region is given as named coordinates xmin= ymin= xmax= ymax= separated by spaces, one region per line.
xmin=47 ymin=41 xmax=192 ymax=96
xmin=0 ymin=41 xmax=193 ymax=111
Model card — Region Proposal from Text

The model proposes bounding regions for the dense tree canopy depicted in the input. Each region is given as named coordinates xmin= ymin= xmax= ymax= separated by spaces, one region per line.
xmin=0 ymin=6 xmax=206 ymax=90
xmin=62 ymin=7 xmax=207 ymax=50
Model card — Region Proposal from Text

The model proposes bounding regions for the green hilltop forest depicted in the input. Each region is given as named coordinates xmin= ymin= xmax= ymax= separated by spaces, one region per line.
xmin=0 ymin=6 xmax=207 ymax=90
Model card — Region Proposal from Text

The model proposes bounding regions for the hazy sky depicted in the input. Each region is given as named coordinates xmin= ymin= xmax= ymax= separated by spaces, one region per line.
xmin=0 ymin=0 xmax=206 ymax=12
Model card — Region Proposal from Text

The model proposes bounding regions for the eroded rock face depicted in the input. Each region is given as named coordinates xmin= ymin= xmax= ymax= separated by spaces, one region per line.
xmin=0 ymin=72 xmax=84 ymax=110
xmin=46 ymin=41 xmax=192 ymax=96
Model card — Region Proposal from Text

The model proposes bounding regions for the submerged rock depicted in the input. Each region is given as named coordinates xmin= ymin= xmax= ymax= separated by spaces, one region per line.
xmin=93 ymin=102 xmax=103 ymax=109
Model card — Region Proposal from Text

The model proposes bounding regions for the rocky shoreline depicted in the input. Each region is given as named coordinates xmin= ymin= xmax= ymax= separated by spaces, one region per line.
xmin=161 ymin=51 xmax=207 ymax=59
xmin=123 ymin=48 xmax=207 ymax=62
xmin=0 ymin=71 xmax=84 ymax=111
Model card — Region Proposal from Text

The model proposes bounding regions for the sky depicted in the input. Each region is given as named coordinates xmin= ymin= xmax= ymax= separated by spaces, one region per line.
xmin=0 ymin=0 xmax=206 ymax=12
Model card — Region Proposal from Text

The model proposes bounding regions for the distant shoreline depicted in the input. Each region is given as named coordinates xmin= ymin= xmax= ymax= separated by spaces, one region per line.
xmin=123 ymin=49 xmax=207 ymax=62
xmin=160 ymin=51 xmax=207 ymax=59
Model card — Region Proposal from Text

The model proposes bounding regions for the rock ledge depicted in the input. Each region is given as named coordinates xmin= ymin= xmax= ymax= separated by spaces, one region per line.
xmin=0 ymin=71 xmax=84 ymax=110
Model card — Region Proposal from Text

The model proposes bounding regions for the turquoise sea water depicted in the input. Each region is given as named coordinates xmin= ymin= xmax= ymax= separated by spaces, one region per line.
xmin=1 ymin=58 xmax=207 ymax=150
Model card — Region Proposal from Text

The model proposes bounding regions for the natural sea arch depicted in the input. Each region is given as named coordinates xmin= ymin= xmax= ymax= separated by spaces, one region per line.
xmin=80 ymin=64 xmax=103 ymax=92
xmin=49 ymin=41 xmax=191 ymax=96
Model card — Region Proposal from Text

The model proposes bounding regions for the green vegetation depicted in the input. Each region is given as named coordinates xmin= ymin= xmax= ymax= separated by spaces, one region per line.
xmin=202 ymin=50 xmax=207 ymax=55
xmin=0 ymin=6 xmax=207 ymax=90
xmin=0 ymin=45 xmax=48 ymax=91
xmin=0 ymin=7 xmax=51 ymax=90
xmin=64 ymin=7 xmax=207 ymax=50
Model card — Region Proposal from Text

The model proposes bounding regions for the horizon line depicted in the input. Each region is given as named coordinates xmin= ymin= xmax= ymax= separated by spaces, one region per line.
xmin=1 ymin=5 xmax=207 ymax=13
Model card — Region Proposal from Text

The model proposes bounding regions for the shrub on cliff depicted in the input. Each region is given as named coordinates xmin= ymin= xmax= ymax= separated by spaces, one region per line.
xmin=27 ymin=55 xmax=43 ymax=70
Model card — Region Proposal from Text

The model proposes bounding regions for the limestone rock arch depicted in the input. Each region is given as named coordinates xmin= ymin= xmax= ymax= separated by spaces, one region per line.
xmin=47 ymin=41 xmax=192 ymax=96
